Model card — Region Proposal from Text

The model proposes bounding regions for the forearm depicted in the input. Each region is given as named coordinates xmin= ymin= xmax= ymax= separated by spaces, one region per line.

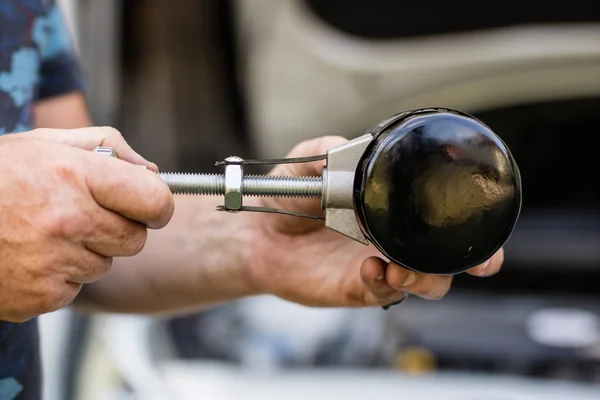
xmin=74 ymin=195 xmax=262 ymax=315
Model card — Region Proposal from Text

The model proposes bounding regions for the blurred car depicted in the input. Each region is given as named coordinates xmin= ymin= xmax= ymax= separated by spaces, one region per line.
xmin=41 ymin=0 xmax=600 ymax=399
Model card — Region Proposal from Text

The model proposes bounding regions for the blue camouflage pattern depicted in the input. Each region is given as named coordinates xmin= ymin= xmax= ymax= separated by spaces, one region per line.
xmin=0 ymin=0 xmax=83 ymax=135
xmin=0 ymin=1 xmax=84 ymax=399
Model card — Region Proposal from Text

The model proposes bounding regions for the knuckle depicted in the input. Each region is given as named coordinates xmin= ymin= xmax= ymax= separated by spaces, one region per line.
xmin=86 ymin=256 xmax=113 ymax=281
xmin=124 ymin=225 xmax=148 ymax=255
xmin=387 ymin=277 xmax=403 ymax=291
xmin=39 ymin=283 xmax=71 ymax=313
xmin=387 ymin=268 xmax=409 ymax=290
xmin=148 ymin=182 xmax=174 ymax=220
xmin=38 ymin=206 xmax=85 ymax=238
xmin=52 ymin=160 xmax=78 ymax=181
xmin=100 ymin=126 xmax=124 ymax=140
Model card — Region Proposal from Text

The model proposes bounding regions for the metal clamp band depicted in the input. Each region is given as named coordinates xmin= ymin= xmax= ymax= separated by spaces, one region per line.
xmin=214 ymin=154 xmax=327 ymax=166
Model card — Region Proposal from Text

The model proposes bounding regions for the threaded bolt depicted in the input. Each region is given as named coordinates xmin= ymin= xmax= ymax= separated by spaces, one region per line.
xmin=159 ymin=173 xmax=323 ymax=197
xmin=91 ymin=146 xmax=323 ymax=198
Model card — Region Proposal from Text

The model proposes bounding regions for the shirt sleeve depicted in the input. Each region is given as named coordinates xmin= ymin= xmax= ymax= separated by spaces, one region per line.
xmin=36 ymin=2 xmax=85 ymax=100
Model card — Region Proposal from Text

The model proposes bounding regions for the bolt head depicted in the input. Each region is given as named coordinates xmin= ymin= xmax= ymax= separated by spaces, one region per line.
xmin=93 ymin=146 xmax=117 ymax=158
xmin=224 ymin=156 xmax=243 ymax=211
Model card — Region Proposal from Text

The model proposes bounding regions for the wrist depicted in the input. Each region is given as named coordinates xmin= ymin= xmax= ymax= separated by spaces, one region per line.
xmin=202 ymin=198 xmax=266 ymax=300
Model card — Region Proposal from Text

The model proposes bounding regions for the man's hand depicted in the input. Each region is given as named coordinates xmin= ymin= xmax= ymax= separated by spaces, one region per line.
xmin=0 ymin=127 xmax=174 ymax=322
xmin=246 ymin=136 xmax=504 ymax=308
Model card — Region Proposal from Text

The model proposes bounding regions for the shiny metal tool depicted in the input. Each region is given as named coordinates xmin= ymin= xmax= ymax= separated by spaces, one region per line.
xmin=94 ymin=108 xmax=522 ymax=275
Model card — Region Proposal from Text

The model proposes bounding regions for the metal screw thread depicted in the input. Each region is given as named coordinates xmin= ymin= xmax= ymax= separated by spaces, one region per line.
xmin=159 ymin=173 xmax=322 ymax=197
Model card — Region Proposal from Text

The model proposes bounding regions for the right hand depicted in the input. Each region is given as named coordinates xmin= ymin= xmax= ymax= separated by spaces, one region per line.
xmin=0 ymin=127 xmax=174 ymax=322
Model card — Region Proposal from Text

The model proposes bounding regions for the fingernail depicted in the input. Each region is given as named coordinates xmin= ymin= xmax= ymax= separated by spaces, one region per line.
xmin=382 ymin=294 xmax=409 ymax=310
xmin=401 ymin=271 xmax=416 ymax=287
xmin=482 ymin=259 xmax=490 ymax=270
xmin=376 ymin=274 xmax=384 ymax=281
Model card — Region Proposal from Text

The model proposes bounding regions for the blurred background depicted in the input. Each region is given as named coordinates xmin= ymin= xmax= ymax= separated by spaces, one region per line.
xmin=40 ymin=0 xmax=600 ymax=399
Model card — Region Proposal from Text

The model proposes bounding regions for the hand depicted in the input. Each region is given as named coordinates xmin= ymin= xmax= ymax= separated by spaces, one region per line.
xmin=0 ymin=127 xmax=174 ymax=322
xmin=246 ymin=136 xmax=504 ymax=308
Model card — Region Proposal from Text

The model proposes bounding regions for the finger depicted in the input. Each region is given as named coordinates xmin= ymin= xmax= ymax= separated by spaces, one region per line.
xmin=386 ymin=263 xmax=453 ymax=300
xmin=360 ymin=257 xmax=407 ymax=306
xmin=83 ymin=207 xmax=148 ymax=257
xmin=467 ymin=248 xmax=504 ymax=277
xmin=39 ymin=281 xmax=83 ymax=317
xmin=63 ymin=251 xmax=113 ymax=284
xmin=83 ymin=151 xmax=174 ymax=229
xmin=264 ymin=136 xmax=348 ymax=234
xmin=26 ymin=127 xmax=159 ymax=172
xmin=61 ymin=282 xmax=83 ymax=307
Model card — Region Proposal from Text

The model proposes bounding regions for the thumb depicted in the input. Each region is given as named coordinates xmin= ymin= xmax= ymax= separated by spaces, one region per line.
xmin=263 ymin=135 xmax=348 ymax=234
xmin=24 ymin=127 xmax=159 ymax=172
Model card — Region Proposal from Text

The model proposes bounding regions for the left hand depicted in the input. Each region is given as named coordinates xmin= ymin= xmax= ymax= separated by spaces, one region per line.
xmin=245 ymin=136 xmax=504 ymax=308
